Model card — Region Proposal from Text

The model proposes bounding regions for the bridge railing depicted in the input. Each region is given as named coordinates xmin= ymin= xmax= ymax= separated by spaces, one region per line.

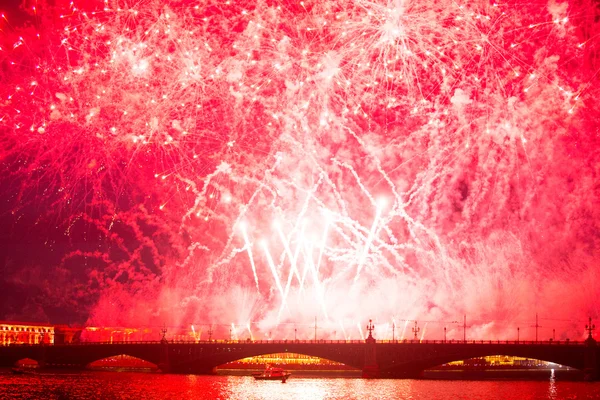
xmin=1 ymin=339 xmax=586 ymax=346
xmin=50 ymin=339 xmax=369 ymax=345
xmin=377 ymin=339 xmax=584 ymax=345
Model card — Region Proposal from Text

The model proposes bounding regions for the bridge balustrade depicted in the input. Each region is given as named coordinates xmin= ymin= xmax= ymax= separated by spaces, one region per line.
xmin=1 ymin=339 xmax=585 ymax=347
xmin=46 ymin=339 xmax=369 ymax=345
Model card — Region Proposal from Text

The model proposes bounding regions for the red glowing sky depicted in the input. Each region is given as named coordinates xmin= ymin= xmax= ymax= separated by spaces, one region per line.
xmin=0 ymin=0 xmax=599 ymax=341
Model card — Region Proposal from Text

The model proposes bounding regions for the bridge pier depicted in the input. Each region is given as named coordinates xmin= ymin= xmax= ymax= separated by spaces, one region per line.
xmin=583 ymin=344 xmax=598 ymax=381
xmin=37 ymin=346 xmax=47 ymax=370
xmin=584 ymin=318 xmax=598 ymax=381
xmin=158 ymin=341 xmax=171 ymax=373
xmin=362 ymin=320 xmax=380 ymax=378
xmin=379 ymin=368 xmax=424 ymax=379
xmin=583 ymin=317 xmax=600 ymax=381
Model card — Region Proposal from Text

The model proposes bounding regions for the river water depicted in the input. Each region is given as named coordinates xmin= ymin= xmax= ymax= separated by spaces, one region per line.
xmin=2 ymin=371 xmax=600 ymax=400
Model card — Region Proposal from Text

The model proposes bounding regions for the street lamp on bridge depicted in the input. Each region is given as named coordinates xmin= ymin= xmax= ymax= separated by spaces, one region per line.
xmin=412 ymin=321 xmax=420 ymax=340
xmin=586 ymin=317 xmax=596 ymax=340
xmin=462 ymin=315 xmax=470 ymax=343
xmin=160 ymin=326 xmax=168 ymax=344
xmin=366 ymin=319 xmax=375 ymax=340
xmin=531 ymin=313 xmax=542 ymax=342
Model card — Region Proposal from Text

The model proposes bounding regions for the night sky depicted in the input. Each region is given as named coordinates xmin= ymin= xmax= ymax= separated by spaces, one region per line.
xmin=0 ymin=0 xmax=599 ymax=341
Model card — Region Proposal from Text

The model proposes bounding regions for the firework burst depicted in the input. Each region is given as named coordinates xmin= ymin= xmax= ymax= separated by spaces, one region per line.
xmin=0 ymin=0 xmax=599 ymax=340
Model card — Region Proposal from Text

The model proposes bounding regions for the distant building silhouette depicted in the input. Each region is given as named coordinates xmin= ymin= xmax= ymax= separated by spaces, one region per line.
xmin=0 ymin=321 xmax=54 ymax=345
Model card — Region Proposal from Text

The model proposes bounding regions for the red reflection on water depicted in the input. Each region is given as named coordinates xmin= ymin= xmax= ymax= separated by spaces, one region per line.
xmin=1 ymin=372 xmax=600 ymax=399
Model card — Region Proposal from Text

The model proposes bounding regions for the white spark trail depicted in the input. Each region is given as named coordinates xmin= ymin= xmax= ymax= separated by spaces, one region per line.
xmin=261 ymin=241 xmax=285 ymax=301
xmin=241 ymin=225 xmax=260 ymax=292
xmin=353 ymin=205 xmax=383 ymax=284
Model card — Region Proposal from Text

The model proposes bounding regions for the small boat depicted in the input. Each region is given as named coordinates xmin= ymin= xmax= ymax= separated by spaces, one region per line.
xmin=11 ymin=367 xmax=37 ymax=375
xmin=253 ymin=365 xmax=291 ymax=382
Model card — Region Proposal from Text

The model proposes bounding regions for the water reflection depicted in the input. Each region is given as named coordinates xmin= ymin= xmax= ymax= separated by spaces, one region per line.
xmin=1 ymin=371 xmax=600 ymax=400
xmin=548 ymin=369 xmax=557 ymax=399
xmin=224 ymin=376 xmax=410 ymax=400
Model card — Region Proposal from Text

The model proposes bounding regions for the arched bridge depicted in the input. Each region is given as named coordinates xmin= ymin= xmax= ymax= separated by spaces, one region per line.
xmin=1 ymin=338 xmax=598 ymax=379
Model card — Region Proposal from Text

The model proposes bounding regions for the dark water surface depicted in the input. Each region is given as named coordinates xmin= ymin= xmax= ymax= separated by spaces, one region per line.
xmin=2 ymin=371 xmax=600 ymax=400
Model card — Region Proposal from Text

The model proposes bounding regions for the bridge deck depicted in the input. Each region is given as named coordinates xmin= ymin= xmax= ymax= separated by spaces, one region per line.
xmin=1 ymin=339 xmax=596 ymax=379
xmin=11 ymin=339 xmax=582 ymax=346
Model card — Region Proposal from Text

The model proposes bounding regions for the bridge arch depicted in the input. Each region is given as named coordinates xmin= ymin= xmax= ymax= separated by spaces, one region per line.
xmin=88 ymin=354 xmax=158 ymax=370
xmin=71 ymin=344 xmax=164 ymax=368
xmin=376 ymin=342 xmax=588 ymax=378
xmin=166 ymin=342 xmax=366 ymax=374
xmin=216 ymin=352 xmax=358 ymax=371
xmin=425 ymin=351 xmax=580 ymax=371
xmin=12 ymin=343 xmax=167 ymax=369
xmin=432 ymin=354 xmax=567 ymax=369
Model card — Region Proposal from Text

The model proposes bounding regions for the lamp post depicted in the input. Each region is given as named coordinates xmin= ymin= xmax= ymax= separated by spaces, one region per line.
xmin=366 ymin=319 xmax=375 ymax=339
xmin=412 ymin=321 xmax=420 ymax=340
xmin=586 ymin=317 xmax=595 ymax=339
xmin=444 ymin=327 xmax=447 ymax=343
xmin=294 ymin=328 xmax=297 ymax=341
xmin=160 ymin=326 xmax=168 ymax=344
xmin=517 ymin=327 xmax=520 ymax=343
xmin=531 ymin=313 xmax=541 ymax=342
